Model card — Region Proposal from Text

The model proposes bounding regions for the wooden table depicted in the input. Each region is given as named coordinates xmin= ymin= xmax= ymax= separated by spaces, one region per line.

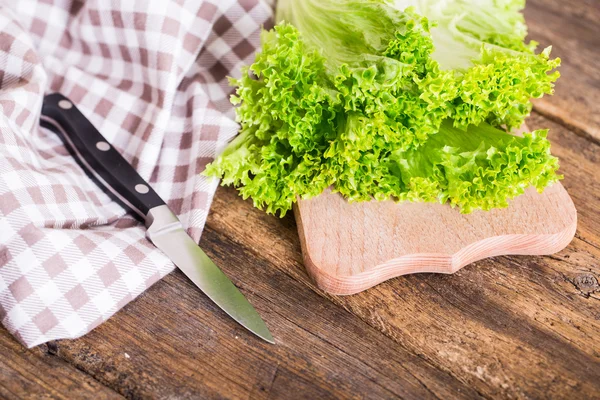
xmin=2 ymin=1 xmax=599 ymax=398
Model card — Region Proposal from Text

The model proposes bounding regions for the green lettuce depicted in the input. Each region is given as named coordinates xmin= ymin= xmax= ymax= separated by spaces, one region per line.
xmin=204 ymin=0 xmax=561 ymax=216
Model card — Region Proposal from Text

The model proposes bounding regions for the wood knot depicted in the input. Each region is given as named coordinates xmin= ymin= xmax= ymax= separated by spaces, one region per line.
xmin=44 ymin=340 xmax=59 ymax=356
xmin=572 ymin=273 xmax=599 ymax=296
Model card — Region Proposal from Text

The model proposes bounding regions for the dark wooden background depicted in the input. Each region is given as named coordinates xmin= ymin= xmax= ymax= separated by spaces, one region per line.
xmin=2 ymin=1 xmax=599 ymax=398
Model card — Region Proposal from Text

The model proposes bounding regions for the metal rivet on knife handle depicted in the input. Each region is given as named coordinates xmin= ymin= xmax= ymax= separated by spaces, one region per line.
xmin=96 ymin=141 xmax=110 ymax=151
xmin=135 ymin=184 xmax=150 ymax=194
xmin=58 ymin=100 xmax=73 ymax=110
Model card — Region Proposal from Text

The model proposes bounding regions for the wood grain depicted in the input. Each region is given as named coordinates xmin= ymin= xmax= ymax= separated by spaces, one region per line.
xmin=525 ymin=0 xmax=600 ymax=142
xmin=19 ymin=225 xmax=479 ymax=400
xmin=0 ymin=327 xmax=122 ymax=399
xmin=295 ymin=183 xmax=576 ymax=295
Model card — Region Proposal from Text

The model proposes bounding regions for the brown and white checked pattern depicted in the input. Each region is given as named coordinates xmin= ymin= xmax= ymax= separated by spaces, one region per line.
xmin=0 ymin=0 xmax=273 ymax=348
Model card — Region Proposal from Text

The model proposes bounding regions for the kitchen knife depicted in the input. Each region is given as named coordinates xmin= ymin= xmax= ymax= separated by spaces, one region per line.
xmin=40 ymin=93 xmax=274 ymax=344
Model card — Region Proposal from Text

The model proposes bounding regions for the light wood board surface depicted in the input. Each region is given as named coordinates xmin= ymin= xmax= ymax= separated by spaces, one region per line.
xmin=295 ymin=183 xmax=577 ymax=295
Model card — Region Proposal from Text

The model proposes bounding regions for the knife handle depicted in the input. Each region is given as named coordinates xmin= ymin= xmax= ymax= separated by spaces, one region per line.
xmin=41 ymin=93 xmax=165 ymax=221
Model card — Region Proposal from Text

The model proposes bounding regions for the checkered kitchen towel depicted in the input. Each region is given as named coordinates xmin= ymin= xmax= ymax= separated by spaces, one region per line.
xmin=0 ymin=0 xmax=273 ymax=348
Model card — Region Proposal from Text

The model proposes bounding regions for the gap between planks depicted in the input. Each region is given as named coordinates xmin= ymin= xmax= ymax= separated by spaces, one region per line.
xmin=39 ymin=343 xmax=127 ymax=399
xmin=533 ymin=105 xmax=600 ymax=147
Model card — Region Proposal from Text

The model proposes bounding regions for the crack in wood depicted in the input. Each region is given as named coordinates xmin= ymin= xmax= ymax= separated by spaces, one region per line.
xmin=532 ymin=107 xmax=600 ymax=147
xmin=264 ymin=363 xmax=279 ymax=400
xmin=575 ymin=233 xmax=600 ymax=253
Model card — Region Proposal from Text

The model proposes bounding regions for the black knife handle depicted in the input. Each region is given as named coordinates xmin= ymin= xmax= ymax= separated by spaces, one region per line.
xmin=41 ymin=93 xmax=165 ymax=221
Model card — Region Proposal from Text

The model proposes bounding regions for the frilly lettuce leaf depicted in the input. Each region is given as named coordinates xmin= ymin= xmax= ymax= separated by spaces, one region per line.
xmin=392 ymin=0 xmax=560 ymax=130
xmin=204 ymin=0 xmax=561 ymax=216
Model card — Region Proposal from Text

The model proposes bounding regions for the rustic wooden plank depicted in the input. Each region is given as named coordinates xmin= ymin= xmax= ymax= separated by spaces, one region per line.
xmin=525 ymin=0 xmax=600 ymax=141
xmin=0 ymin=327 xmax=123 ymax=399
xmin=204 ymin=112 xmax=600 ymax=399
xmin=28 ymin=223 xmax=481 ymax=399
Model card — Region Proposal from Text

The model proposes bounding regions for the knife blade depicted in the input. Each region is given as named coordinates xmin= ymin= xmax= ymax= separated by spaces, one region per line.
xmin=40 ymin=93 xmax=274 ymax=344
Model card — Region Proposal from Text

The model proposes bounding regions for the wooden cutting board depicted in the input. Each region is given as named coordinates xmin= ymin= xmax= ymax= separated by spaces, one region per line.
xmin=294 ymin=171 xmax=577 ymax=296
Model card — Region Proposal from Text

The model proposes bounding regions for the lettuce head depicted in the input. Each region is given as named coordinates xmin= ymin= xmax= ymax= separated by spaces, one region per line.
xmin=204 ymin=0 xmax=561 ymax=216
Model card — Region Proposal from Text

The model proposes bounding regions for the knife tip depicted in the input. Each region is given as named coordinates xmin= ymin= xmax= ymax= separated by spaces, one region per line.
xmin=256 ymin=330 xmax=276 ymax=345
xmin=264 ymin=336 xmax=276 ymax=345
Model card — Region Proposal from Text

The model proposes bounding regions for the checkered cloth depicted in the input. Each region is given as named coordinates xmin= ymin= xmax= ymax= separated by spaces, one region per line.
xmin=0 ymin=0 xmax=273 ymax=348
